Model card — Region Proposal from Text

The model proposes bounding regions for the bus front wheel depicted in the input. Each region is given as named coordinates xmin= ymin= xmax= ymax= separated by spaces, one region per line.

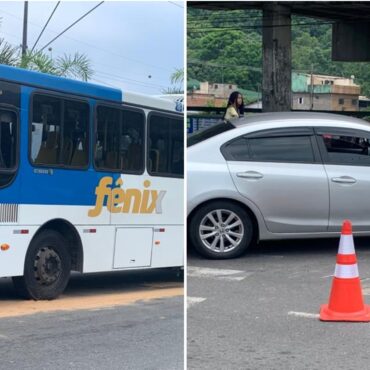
xmin=13 ymin=230 xmax=71 ymax=300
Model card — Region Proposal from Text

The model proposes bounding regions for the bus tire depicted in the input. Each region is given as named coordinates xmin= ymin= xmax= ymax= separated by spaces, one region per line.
xmin=189 ymin=201 xmax=253 ymax=259
xmin=12 ymin=230 xmax=71 ymax=300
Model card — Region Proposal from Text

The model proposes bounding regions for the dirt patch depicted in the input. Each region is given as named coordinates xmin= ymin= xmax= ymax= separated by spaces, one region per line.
xmin=0 ymin=286 xmax=183 ymax=318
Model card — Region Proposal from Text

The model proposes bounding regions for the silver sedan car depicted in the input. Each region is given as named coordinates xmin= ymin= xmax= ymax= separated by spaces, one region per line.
xmin=187 ymin=112 xmax=370 ymax=259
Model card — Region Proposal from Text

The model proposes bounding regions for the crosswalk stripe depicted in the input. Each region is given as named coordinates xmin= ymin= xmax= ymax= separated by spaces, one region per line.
xmin=187 ymin=266 xmax=252 ymax=281
xmin=288 ymin=311 xmax=319 ymax=319
xmin=187 ymin=297 xmax=206 ymax=308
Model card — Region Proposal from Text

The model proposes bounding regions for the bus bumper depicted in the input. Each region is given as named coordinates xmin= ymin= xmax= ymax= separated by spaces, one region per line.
xmin=0 ymin=226 xmax=36 ymax=277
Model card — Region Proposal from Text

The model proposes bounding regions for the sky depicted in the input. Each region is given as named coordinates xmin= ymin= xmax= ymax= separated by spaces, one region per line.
xmin=0 ymin=1 xmax=184 ymax=95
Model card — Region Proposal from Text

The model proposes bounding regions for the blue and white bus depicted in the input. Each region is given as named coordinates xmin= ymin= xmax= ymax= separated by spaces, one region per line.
xmin=0 ymin=65 xmax=184 ymax=300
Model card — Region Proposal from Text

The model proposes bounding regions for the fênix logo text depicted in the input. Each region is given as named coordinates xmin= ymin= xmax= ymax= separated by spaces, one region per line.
xmin=88 ymin=177 xmax=166 ymax=217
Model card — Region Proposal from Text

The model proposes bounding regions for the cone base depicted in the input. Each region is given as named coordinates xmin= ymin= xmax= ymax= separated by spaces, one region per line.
xmin=320 ymin=304 xmax=370 ymax=322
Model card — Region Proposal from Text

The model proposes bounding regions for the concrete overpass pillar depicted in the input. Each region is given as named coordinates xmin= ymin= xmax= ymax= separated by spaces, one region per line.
xmin=262 ymin=3 xmax=292 ymax=112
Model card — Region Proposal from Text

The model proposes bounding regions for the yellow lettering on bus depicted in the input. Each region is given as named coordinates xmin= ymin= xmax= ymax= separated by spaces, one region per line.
xmin=88 ymin=177 xmax=166 ymax=217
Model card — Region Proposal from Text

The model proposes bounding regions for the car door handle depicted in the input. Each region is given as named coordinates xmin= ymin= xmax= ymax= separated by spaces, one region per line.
xmin=236 ymin=171 xmax=263 ymax=179
xmin=331 ymin=176 xmax=357 ymax=184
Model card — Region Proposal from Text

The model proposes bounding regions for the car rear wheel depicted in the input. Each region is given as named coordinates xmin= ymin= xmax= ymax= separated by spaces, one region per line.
xmin=189 ymin=201 xmax=253 ymax=259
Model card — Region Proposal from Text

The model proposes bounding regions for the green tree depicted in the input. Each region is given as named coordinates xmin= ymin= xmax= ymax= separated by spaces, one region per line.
xmin=188 ymin=8 xmax=370 ymax=97
xmin=190 ymin=32 xmax=262 ymax=91
xmin=162 ymin=68 xmax=184 ymax=94
xmin=0 ymin=20 xmax=93 ymax=81
xmin=171 ymin=68 xmax=184 ymax=85
xmin=0 ymin=38 xmax=18 ymax=66
xmin=19 ymin=51 xmax=93 ymax=81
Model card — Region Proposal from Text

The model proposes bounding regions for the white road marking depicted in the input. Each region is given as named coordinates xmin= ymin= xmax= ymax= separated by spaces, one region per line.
xmin=321 ymin=274 xmax=334 ymax=279
xmin=187 ymin=297 xmax=206 ymax=308
xmin=187 ymin=266 xmax=252 ymax=281
xmin=361 ymin=286 xmax=370 ymax=295
xmin=220 ymin=276 xmax=247 ymax=281
xmin=288 ymin=311 xmax=319 ymax=319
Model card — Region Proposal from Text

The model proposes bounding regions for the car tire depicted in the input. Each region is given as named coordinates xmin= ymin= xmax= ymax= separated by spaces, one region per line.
xmin=189 ymin=201 xmax=254 ymax=259
xmin=12 ymin=230 xmax=71 ymax=300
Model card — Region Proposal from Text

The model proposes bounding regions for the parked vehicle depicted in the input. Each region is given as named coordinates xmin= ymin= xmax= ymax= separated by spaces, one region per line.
xmin=0 ymin=65 xmax=184 ymax=299
xmin=187 ymin=112 xmax=370 ymax=259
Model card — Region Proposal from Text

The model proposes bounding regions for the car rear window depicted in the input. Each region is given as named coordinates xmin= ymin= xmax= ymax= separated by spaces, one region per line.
xmin=187 ymin=122 xmax=235 ymax=147
xmin=222 ymin=135 xmax=315 ymax=163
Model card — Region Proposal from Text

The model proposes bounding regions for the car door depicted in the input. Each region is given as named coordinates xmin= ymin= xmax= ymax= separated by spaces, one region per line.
xmin=223 ymin=127 xmax=329 ymax=233
xmin=315 ymin=127 xmax=370 ymax=232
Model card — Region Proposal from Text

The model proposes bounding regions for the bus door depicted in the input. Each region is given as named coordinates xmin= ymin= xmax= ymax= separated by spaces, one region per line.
xmin=0 ymin=82 xmax=20 ymax=209
xmin=0 ymin=107 xmax=19 ymax=201
xmin=95 ymin=104 xmax=152 ymax=268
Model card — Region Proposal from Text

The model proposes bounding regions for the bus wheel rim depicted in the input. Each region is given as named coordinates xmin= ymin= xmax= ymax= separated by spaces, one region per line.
xmin=33 ymin=247 xmax=62 ymax=285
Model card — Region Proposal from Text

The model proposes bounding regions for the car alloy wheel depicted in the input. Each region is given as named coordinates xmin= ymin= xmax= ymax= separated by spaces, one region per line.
xmin=199 ymin=209 xmax=244 ymax=253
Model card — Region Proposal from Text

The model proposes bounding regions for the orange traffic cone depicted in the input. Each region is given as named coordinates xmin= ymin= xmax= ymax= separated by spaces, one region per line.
xmin=320 ymin=220 xmax=370 ymax=322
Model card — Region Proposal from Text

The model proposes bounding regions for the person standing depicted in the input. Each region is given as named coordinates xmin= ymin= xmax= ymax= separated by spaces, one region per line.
xmin=224 ymin=91 xmax=244 ymax=121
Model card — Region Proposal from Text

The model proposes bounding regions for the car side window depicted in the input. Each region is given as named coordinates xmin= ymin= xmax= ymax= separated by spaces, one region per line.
xmin=222 ymin=135 xmax=315 ymax=163
xmin=317 ymin=130 xmax=370 ymax=166
xmin=248 ymin=136 xmax=315 ymax=162
xmin=222 ymin=137 xmax=249 ymax=161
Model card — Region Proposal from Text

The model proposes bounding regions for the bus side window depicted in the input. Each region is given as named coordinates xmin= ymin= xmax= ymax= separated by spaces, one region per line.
xmin=0 ymin=111 xmax=17 ymax=169
xmin=121 ymin=110 xmax=144 ymax=173
xmin=148 ymin=113 xmax=183 ymax=178
xmin=32 ymin=95 xmax=61 ymax=166
xmin=64 ymin=100 xmax=89 ymax=167
xmin=31 ymin=95 xmax=89 ymax=168
xmin=95 ymin=106 xmax=144 ymax=174
xmin=35 ymin=130 xmax=59 ymax=164
xmin=0 ymin=109 xmax=18 ymax=188
xmin=171 ymin=123 xmax=184 ymax=175
xmin=96 ymin=106 xmax=120 ymax=170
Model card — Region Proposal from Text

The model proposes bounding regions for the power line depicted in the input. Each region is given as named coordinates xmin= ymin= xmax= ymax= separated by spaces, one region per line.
xmin=90 ymin=77 xmax=118 ymax=88
xmin=0 ymin=30 xmax=21 ymax=42
xmin=187 ymin=15 xmax=265 ymax=22
xmin=188 ymin=11 xmax=369 ymax=24
xmin=95 ymin=70 xmax=168 ymax=89
xmin=0 ymin=34 xmax=174 ymax=92
xmin=40 ymin=45 xmax=171 ymax=90
xmin=168 ymin=1 xmax=184 ymax=9
xmin=91 ymin=76 xmax=164 ymax=92
xmin=0 ymin=6 xmax=173 ymax=73
xmin=39 ymin=1 xmax=104 ymax=52
xmin=187 ymin=7 xmax=332 ymax=20
xmin=187 ymin=16 xmax=327 ymax=24
xmin=188 ymin=59 xmax=262 ymax=72
xmin=187 ymin=20 xmax=334 ymax=33
xmin=187 ymin=13 xmax=330 ymax=23
xmin=31 ymin=1 xmax=60 ymax=53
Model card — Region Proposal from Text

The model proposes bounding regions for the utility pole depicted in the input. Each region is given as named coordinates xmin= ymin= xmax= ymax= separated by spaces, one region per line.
xmin=310 ymin=63 xmax=314 ymax=110
xmin=22 ymin=1 xmax=28 ymax=57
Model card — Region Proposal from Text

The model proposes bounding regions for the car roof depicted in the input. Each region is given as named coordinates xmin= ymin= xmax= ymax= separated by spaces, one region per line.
xmin=230 ymin=112 xmax=370 ymax=129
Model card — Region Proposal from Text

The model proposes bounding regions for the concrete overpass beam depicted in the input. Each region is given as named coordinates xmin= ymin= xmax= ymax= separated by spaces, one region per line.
xmin=262 ymin=3 xmax=292 ymax=112
xmin=332 ymin=22 xmax=370 ymax=62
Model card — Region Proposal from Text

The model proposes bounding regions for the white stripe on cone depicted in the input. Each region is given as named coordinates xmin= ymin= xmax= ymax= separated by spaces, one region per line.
xmin=338 ymin=234 xmax=355 ymax=255
xmin=334 ymin=263 xmax=359 ymax=279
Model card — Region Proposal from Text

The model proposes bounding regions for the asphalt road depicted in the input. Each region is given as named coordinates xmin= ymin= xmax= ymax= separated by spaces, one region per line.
xmin=188 ymin=237 xmax=370 ymax=370
xmin=0 ymin=269 xmax=184 ymax=370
